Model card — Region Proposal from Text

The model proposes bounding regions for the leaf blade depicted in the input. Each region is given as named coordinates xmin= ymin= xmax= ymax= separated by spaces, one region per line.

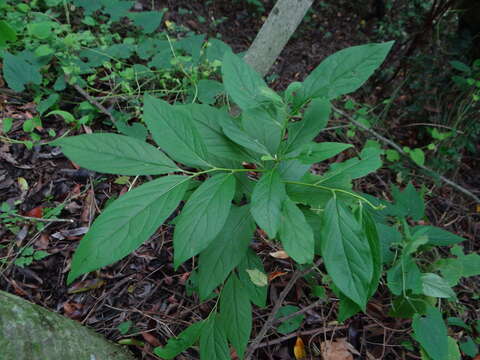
xmin=68 ymin=175 xmax=190 ymax=284
xmin=174 ymin=173 xmax=236 ymax=268
xmin=220 ymin=274 xmax=252 ymax=358
xmin=320 ymin=198 xmax=373 ymax=309
xmin=55 ymin=134 xmax=179 ymax=175
xmin=153 ymin=321 xmax=204 ymax=359
xmin=143 ymin=94 xmax=211 ymax=168
xmin=300 ymin=41 xmax=394 ymax=100
xmin=198 ymin=205 xmax=255 ymax=300
xmin=250 ymin=169 xmax=286 ymax=238
xmin=279 ymin=198 xmax=314 ymax=264
xmin=412 ymin=306 xmax=449 ymax=360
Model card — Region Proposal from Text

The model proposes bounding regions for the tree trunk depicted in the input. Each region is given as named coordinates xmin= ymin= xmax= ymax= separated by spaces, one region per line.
xmin=244 ymin=0 xmax=314 ymax=76
xmin=0 ymin=291 xmax=136 ymax=360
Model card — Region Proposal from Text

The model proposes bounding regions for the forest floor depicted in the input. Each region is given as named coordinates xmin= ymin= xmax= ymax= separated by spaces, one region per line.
xmin=1 ymin=1 xmax=479 ymax=359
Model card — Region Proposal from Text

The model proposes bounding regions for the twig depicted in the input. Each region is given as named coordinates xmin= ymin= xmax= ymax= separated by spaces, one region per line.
xmin=254 ymin=325 xmax=347 ymax=349
xmin=12 ymin=214 xmax=74 ymax=223
xmin=67 ymin=77 xmax=117 ymax=124
xmin=273 ymin=298 xmax=323 ymax=324
xmin=244 ymin=259 xmax=322 ymax=360
xmin=332 ymin=106 xmax=480 ymax=204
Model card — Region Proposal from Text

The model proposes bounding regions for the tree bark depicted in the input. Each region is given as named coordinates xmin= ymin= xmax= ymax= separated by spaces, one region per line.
xmin=0 ymin=291 xmax=136 ymax=360
xmin=243 ymin=0 xmax=314 ymax=77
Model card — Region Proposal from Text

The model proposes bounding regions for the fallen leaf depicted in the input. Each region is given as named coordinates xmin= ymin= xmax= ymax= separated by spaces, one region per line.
xmin=294 ymin=336 xmax=306 ymax=359
xmin=67 ymin=278 xmax=105 ymax=294
xmin=17 ymin=177 xmax=29 ymax=192
xmin=25 ymin=206 xmax=43 ymax=218
xmin=141 ymin=332 xmax=161 ymax=347
xmin=270 ymin=250 xmax=290 ymax=259
xmin=320 ymin=338 xmax=359 ymax=360
xmin=246 ymin=268 xmax=268 ymax=287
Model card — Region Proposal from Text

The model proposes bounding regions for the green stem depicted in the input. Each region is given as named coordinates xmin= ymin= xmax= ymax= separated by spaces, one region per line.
xmin=181 ymin=167 xmax=267 ymax=177
xmin=284 ymin=180 xmax=383 ymax=210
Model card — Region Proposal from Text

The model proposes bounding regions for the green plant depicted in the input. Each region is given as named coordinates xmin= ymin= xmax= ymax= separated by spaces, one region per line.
xmin=53 ymin=42 xmax=475 ymax=359
xmin=0 ymin=0 xmax=231 ymax=147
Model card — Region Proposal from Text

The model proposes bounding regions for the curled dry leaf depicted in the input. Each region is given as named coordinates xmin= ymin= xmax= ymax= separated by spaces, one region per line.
xmin=320 ymin=338 xmax=360 ymax=360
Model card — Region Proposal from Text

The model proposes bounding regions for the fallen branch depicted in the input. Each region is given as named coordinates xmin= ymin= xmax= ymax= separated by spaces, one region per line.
xmin=255 ymin=325 xmax=348 ymax=349
xmin=245 ymin=259 xmax=322 ymax=360
xmin=332 ymin=106 xmax=480 ymax=204
xmin=67 ymin=76 xmax=117 ymax=124
xmin=273 ymin=298 xmax=323 ymax=325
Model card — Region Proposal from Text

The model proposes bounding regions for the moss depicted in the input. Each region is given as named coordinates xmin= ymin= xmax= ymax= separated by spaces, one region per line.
xmin=0 ymin=291 xmax=136 ymax=360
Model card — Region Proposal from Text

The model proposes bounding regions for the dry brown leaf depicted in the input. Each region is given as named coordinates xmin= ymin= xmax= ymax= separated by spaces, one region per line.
xmin=294 ymin=336 xmax=306 ymax=359
xmin=320 ymin=338 xmax=360 ymax=360
xmin=269 ymin=250 xmax=290 ymax=259
xmin=141 ymin=332 xmax=161 ymax=347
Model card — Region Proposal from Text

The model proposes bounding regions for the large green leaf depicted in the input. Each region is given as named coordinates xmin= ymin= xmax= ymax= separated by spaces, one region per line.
xmin=174 ymin=173 xmax=236 ymax=268
xmin=325 ymin=146 xmax=383 ymax=180
xmin=278 ymin=160 xmax=310 ymax=181
xmin=220 ymin=115 xmax=270 ymax=156
xmin=102 ymin=0 xmax=134 ymax=22
xmin=286 ymin=172 xmax=352 ymax=209
xmin=250 ymin=168 xmax=286 ymax=238
xmin=286 ymin=98 xmax=331 ymax=153
xmin=389 ymin=183 xmax=425 ymax=221
xmin=127 ymin=10 xmax=165 ymax=34
xmin=387 ymin=256 xmax=423 ymax=296
xmin=3 ymin=52 xmax=42 ymax=92
xmin=412 ymin=226 xmax=464 ymax=246
xmin=55 ymin=134 xmax=178 ymax=175
xmin=143 ymin=95 xmax=211 ymax=168
xmin=222 ymin=51 xmax=281 ymax=110
xmin=450 ymin=245 xmax=480 ymax=277
xmin=68 ymin=175 xmax=190 ymax=284
xmin=220 ymin=274 xmax=252 ymax=359
xmin=362 ymin=211 xmax=382 ymax=297
xmin=279 ymin=198 xmax=314 ymax=264
xmin=376 ymin=223 xmax=402 ymax=264
xmin=294 ymin=142 xmax=353 ymax=164
xmin=206 ymin=38 xmax=232 ymax=63
xmin=320 ymin=198 xmax=373 ymax=309
xmin=198 ymin=205 xmax=255 ymax=300
xmin=300 ymin=41 xmax=394 ymax=100
xmin=0 ymin=21 xmax=16 ymax=46
xmin=153 ymin=321 xmax=204 ymax=359
xmin=412 ymin=306 xmax=449 ymax=360
xmin=275 ymin=305 xmax=305 ymax=334
xmin=181 ymin=104 xmax=251 ymax=162
xmin=72 ymin=0 xmax=102 ymax=14
xmin=200 ymin=314 xmax=230 ymax=360
xmin=242 ymin=106 xmax=283 ymax=155
xmin=237 ymin=249 xmax=268 ymax=307
xmin=421 ymin=273 xmax=455 ymax=299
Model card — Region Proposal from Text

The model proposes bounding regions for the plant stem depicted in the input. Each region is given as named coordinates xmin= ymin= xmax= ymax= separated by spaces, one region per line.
xmin=284 ymin=180 xmax=383 ymax=210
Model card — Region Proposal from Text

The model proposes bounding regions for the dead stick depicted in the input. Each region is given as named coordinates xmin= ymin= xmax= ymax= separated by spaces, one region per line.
xmin=255 ymin=325 xmax=348 ymax=349
xmin=67 ymin=77 xmax=117 ymax=124
xmin=332 ymin=106 xmax=480 ymax=204
xmin=273 ymin=298 xmax=323 ymax=325
xmin=245 ymin=259 xmax=322 ymax=359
